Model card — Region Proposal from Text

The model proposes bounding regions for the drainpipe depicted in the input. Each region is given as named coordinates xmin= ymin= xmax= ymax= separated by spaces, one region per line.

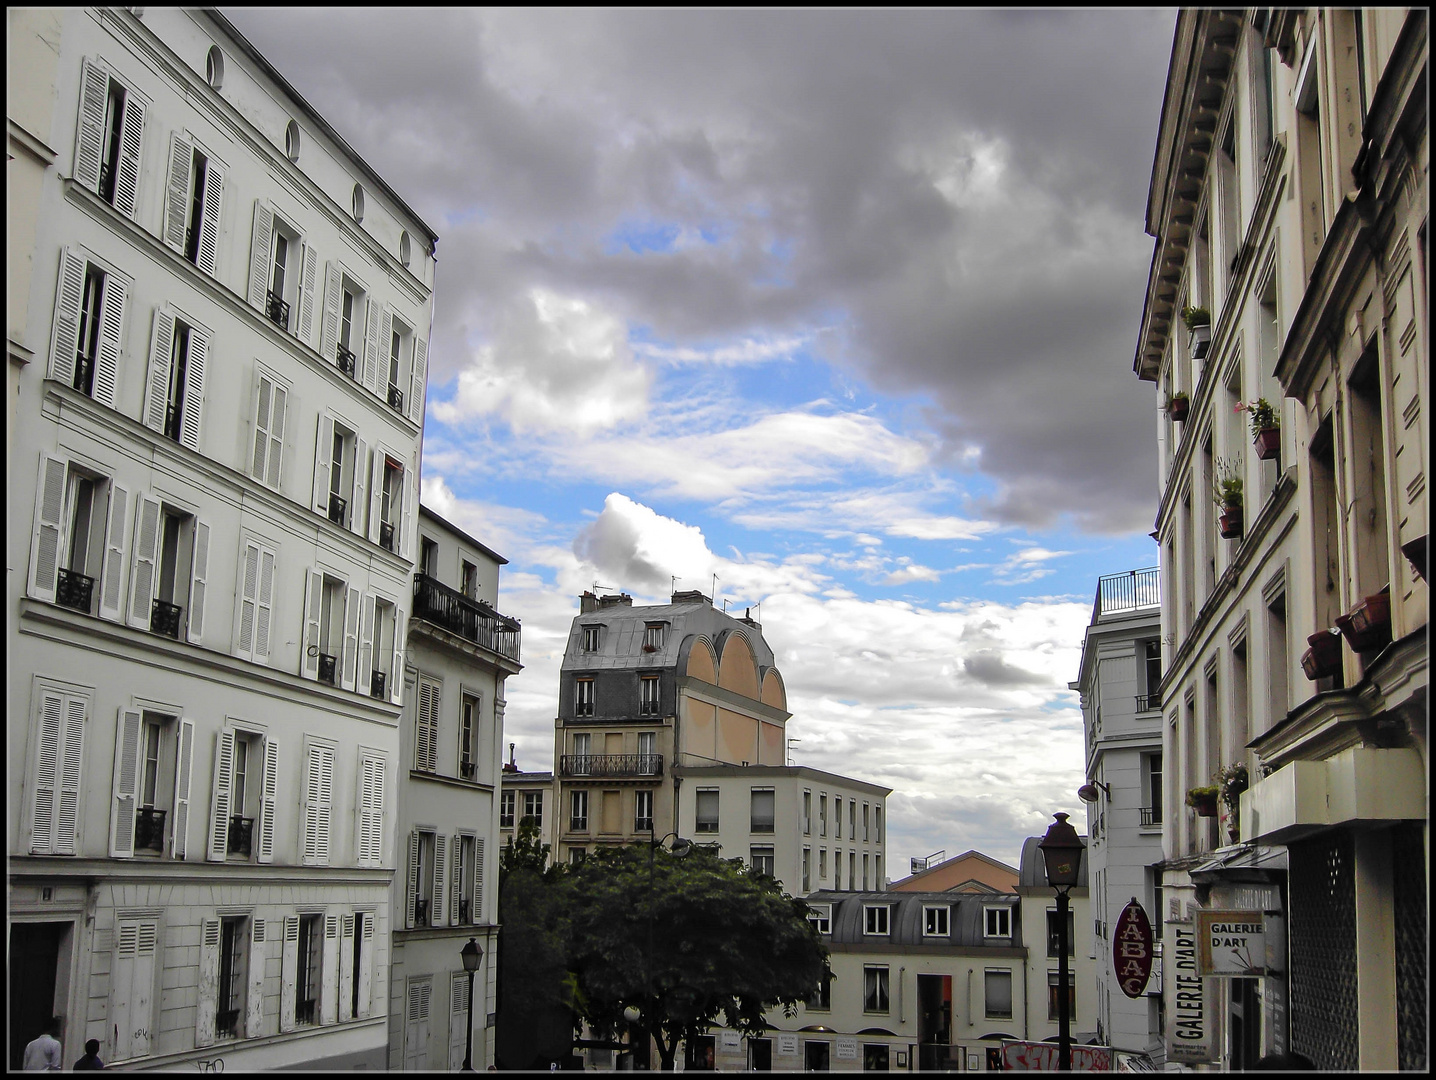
xmin=899 ymin=967 xmax=906 ymax=1025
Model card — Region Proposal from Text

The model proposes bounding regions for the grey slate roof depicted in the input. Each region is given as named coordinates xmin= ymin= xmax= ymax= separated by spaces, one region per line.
xmin=805 ymin=890 xmax=1024 ymax=949
xmin=561 ymin=598 xmax=777 ymax=674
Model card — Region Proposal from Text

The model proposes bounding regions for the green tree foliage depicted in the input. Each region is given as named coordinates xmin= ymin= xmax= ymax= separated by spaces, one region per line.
xmin=564 ymin=844 xmax=828 ymax=1070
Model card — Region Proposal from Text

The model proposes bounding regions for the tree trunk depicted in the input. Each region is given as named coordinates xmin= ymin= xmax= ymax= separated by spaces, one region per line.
xmin=656 ymin=1028 xmax=677 ymax=1071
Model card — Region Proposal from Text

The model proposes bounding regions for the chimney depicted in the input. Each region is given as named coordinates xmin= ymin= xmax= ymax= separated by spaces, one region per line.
xmin=670 ymin=589 xmax=711 ymax=606
xmin=502 ymin=742 xmax=519 ymax=773
xmin=598 ymin=592 xmax=632 ymax=609
xmin=580 ymin=590 xmax=598 ymax=613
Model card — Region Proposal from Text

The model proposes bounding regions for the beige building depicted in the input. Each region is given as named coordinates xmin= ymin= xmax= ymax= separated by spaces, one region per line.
xmin=1133 ymin=8 xmax=1426 ymax=1070
xmin=889 ymin=850 xmax=1020 ymax=894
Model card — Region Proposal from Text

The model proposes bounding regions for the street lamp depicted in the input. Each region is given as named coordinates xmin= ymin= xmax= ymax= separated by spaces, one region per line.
xmin=1038 ymin=812 xmax=1085 ymax=1072
xmin=640 ymin=829 xmax=692 ymax=1069
xmin=460 ymin=936 xmax=483 ymax=1071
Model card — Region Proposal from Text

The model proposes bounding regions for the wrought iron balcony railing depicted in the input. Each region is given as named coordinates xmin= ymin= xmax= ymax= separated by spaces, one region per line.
xmin=1140 ymin=806 xmax=1162 ymax=827
xmin=135 ymin=806 xmax=167 ymax=852
xmin=412 ymin=572 xmax=522 ymax=662
xmin=164 ymin=400 xmax=183 ymax=442
xmin=387 ymin=382 xmax=405 ymax=412
xmin=73 ymin=351 xmax=95 ymax=396
xmin=558 ymin=753 xmax=663 ymax=778
xmin=295 ymin=999 xmax=316 ymax=1026
xmin=336 ymin=344 xmax=357 ymax=379
xmin=459 ymin=898 xmax=471 ymax=924
xmin=1093 ymin=566 xmax=1161 ymax=622
xmin=227 ymin=815 xmax=254 ymax=857
xmin=57 ymin=567 xmax=96 ymax=614
xmin=415 ymin=897 xmax=430 ymax=927
xmin=327 ymin=491 xmax=347 ymax=527
xmin=460 ymin=761 xmax=477 ymax=780
xmin=370 ymin=669 xmax=386 ymax=699
xmin=216 ymin=1008 xmax=241 ymax=1039
xmin=636 ymin=816 xmax=654 ymax=833
xmin=266 ymin=289 xmax=290 ymax=332
xmin=380 ymin=519 xmax=395 ymax=553
xmin=317 ymin=652 xmax=338 ymax=686
xmin=1136 ymin=692 xmax=1162 ymax=712
xmin=99 ymin=160 xmax=116 ymax=203
xmin=151 ymin=599 xmax=183 ymax=638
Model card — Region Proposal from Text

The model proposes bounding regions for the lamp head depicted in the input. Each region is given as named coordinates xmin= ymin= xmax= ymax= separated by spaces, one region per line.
xmin=1038 ymin=812 xmax=1085 ymax=888
xmin=669 ymin=837 xmax=692 ymax=858
xmin=461 ymin=937 xmax=483 ymax=972
xmin=623 ymin=1005 xmax=642 ymax=1023
xmin=1077 ymin=783 xmax=1100 ymax=804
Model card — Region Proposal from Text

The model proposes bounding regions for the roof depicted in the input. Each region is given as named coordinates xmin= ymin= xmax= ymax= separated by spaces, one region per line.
xmin=889 ymin=849 xmax=1019 ymax=891
xmin=674 ymin=764 xmax=892 ymax=797
xmin=804 ymin=890 xmax=1024 ymax=949
xmin=563 ymin=597 xmax=777 ymax=674
xmin=419 ymin=503 xmax=508 ymax=565
xmin=500 ymin=771 xmax=553 ymax=784
xmin=1018 ymin=834 xmax=1090 ymax=890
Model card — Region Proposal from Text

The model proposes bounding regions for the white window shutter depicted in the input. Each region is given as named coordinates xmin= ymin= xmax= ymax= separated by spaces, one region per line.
xmin=56 ymin=696 xmax=87 ymax=854
xmin=341 ymin=586 xmax=360 ymax=691
xmin=30 ymin=691 xmax=64 ymax=853
xmin=49 ymin=248 xmax=86 ymax=387
xmin=474 ymin=837 xmax=485 ymax=922
xmin=237 ymin=541 xmax=259 ymax=659
xmin=313 ymin=413 xmax=334 ymax=516
xmin=206 ymin=729 xmax=234 ymax=861
xmin=297 ymin=241 xmax=318 ymax=343
xmin=357 ymin=593 xmax=375 ymax=697
xmin=362 ymin=296 xmax=381 ymax=392
xmin=406 ymin=831 xmax=419 ymax=928
xmin=29 ymin=453 xmax=69 ymax=603
xmin=196 ymin=917 xmax=220 ymax=1046
xmin=317 ymin=747 xmax=334 ymax=864
xmin=367 ymin=447 xmax=384 ymax=544
xmin=379 ymin=308 xmax=393 ymax=393
xmin=357 ymin=754 xmax=384 ymax=867
xmin=338 ymin=914 xmax=356 ymax=1023
xmin=400 ymin=463 xmax=413 ymax=559
xmin=248 ymin=201 xmax=273 ymax=311
xmin=415 ymin=678 xmax=435 ymax=772
xmin=197 ymin=161 xmax=224 ymax=276
xmin=246 ymin=918 xmax=266 ymax=1037
xmin=408 ymin=334 xmax=428 ymax=424
xmin=164 ymin=131 xmax=194 ymax=253
xmin=319 ymin=261 xmax=342 ymax=363
xmin=109 ymin=707 xmax=144 ymax=858
xmin=390 ymin=609 xmax=407 ymax=705
xmin=450 ymin=972 xmax=471 ymax=1069
xmin=351 ymin=436 xmax=368 ymax=538
xmin=256 ymin=548 xmax=275 ymax=661
xmin=321 ymin=914 xmax=339 ymax=1025
xmin=99 ymin=483 xmax=130 ymax=621
xmin=356 ymin=913 xmax=375 ymax=1018
xmin=280 ymin=916 xmax=299 ymax=1033
xmin=179 ymin=323 xmax=207 ymax=451
xmin=113 ymin=92 xmax=145 ymax=220
xmin=74 ymin=59 xmax=109 ymax=192
xmin=93 ymin=272 xmax=126 ymax=408
xmin=172 ymin=717 xmax=194 ymax=859
xmin=266 ymin=383 xmax=287 ymax=489
xmin=450 ymin=835 xmax=462 ymax=926
xmin=303 ymin=743 xmax=334 ymax=865
xmin=144 ymin=308 xmax=175 ymax=433
xmin=302 ymin=568 xmax=322 ymax=679
xmin=112 ymin=921 xmax=158 ymax=1060
xmin=256 ymin=736 xmax=279 ymax=863
xmin=187 ymin=519 xmax=210 ymax=644
xmin=128 ymin=494 xmax=162 ymax=628
xmin=431 ymin=834 xmax=446 ymax=926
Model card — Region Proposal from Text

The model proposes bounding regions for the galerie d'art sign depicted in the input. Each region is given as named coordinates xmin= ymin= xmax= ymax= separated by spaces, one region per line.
xmin=1112 ymin=898 xmax=1154 ymax=998
xmin=1195 ymin=909 xmax=1267 ymax=976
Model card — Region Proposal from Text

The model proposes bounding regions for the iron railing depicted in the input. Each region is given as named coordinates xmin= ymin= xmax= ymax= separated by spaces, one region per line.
xmin=135 ymin=806 xmax=167 ymax=852
xmin=415 ymin=897 xmax=430 ymax=927
xmin=1140 ymin=806 xmax=1162 ymax=827
xmin=460 ymin=761 xmax=477 ymax=780
xmin=99 ymin=160 xmax=116 ymax=204
xmin=459 ymin=898 xmax=471 ymax=924
xmin=228 ymin=815 xmax=254 ymax=857
xmin=266 ymin=289 xmax=290 ymax=331
xmin=412 ymin=573 xmax=522 ymax=662
xmin=318 ymin=652 xmax=338 ymax=686
xmin=327 ymin=491 xmax=347 ymax=527
xmin=379 ymin=519 xmax=395 ymax=552
xmin=164 ymin=400 xmax=183 ymax=442
xmin=1136 ymin=692 xmax=1163 ymax=712
xmin=73 ymin=351 xmax=95 ymax=395
xmin=151 ymin=599 xmax=183 ymax=638
xmin=558 ymin=753 xmax=663 ymax=778
xmin=1094 ymin=567 xmax=1161 ymax=621
xmin=336 ymin=345 xmax=357 ymax=379
xmin=216 ymin=1008 xmax=240 ymax=1038
xmin=295 ymin=999 xmax=316 ymax=1026
xmin=387 ymin=383 xmax=405 ymax=412
xmin=370 ymin=669 xmax=386 ymax=699
xmin=57 ymin=567 xmax=95 ymax=614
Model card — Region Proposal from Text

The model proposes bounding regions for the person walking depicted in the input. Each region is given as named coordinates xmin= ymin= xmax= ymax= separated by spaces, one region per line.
xmin=22 ymin=1017 xmax=63 ymax=1071
xmin=73 ymin=1039 xmax=105 ymax=1070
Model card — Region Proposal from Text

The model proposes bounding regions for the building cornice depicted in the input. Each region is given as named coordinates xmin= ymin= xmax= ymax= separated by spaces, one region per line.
xmin=8 ymin=116 xmax=58 ymax=166
xmin=410 ymin=617 xmax=523 ymax=675
xmin=406 ymin=769 xmax=496 ymax=795
xmin=7 ymin=855 xmax=394 ymax=884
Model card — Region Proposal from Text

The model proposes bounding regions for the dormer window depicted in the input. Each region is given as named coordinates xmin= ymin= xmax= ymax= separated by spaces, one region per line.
xmin=984 ymin=905 xmax=1012 ymax=939
xmin=643 ymin=623 xmax=665 ymax=651
xmin=923 ymin=905 xmax=950 ymax=936
xmin=583 ymin=625 xmax=601 ymax=652
xmin=863 ymin=904 xmax=890 ymax=935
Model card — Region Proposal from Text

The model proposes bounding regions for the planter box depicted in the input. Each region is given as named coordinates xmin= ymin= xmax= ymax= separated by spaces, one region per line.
xmin=1301 ymin=628 xmax=1343 ymax=680
xmin=1192 ymin=795 xmax=1218 ymax=818
xmin=1190 ymin=324 xmax=1211 ymax=359
xmin=1253 ymin=427 xmax=1281 ymax=460
xmin=1336 ymin=594 xmax=1391 ymax=653
xmin=1219 ymin=506 xmax=1244 ymax=539
xmin=1168 ymin=397 xmax=1190 ymax=423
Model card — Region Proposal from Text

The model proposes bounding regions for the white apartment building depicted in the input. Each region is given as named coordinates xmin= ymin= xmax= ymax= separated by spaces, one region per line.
xmin=9 ymin=8 xmax=435 ymax=1070
xmin=672 ymin=764 xmax=890 ymax=898
xmin=1133 ymin=9 xmax=1426 ymax=1071
xmin=1069 ymin=568 xmax=1165 ymax=1061
xmin=389 ymin=506 xmax=522 ymax=1070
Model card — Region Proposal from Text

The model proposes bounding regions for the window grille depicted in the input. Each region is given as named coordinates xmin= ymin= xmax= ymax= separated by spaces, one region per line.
xmin=1288 ymin=831 xmax=1359 ymax=1070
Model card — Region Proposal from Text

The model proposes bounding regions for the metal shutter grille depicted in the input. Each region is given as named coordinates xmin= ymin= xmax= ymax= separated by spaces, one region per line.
xmin=1288 ymin=831 xmax=1359 ymax=1071
xmin=1393 ymin=823 xmax=1427 ymax=1071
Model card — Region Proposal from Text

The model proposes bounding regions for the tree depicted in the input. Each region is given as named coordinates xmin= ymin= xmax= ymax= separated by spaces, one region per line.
xmin=564 ymin=844 xmax=828 ymax=1070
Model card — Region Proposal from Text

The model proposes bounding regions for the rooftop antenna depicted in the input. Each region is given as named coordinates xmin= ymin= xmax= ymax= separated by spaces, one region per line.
xmin=786 ymin=737 xmax=801 ymax=766
xmin=592 ymin=581 xmax=615 ymax=593
xmin=671 ymin=575 xmax=677 ymax=594
xmin=722 ymin=598 xmax=728 ymax=612
xmin=711 ymin=573 xmax=718 ymax=601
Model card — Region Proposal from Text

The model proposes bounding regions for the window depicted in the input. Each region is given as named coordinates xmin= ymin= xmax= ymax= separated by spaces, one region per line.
xmin=249 ymin=370 xmax=288 ymax=490
xmin=1266 ymin=590 xmax=1289 ymax=721
xmin=834 ymin=796 xmax=842 ymax=839
xmin=523 ymin=791 xmax=543 ymax=828
xmin=575 ymin=677 xmax=595 ymax=717
xmin=352 ymin=183 xmax=365 ymax=222
xmin=167 ymin=136 xmax=223 ymax=274
xmin=874 ymin=806 xmax=881 ymax=842
xmin=863 ymin=803 xmax=870 ymax=841
xmin=270 ymin=227 xmax=291 ymax=324
xmin=296 ymin=915 xmax=321 ymax=1025
xmin=750 ymin=788 xmax=775 ymax=833
xmin=321 ymin=267 xmax=367 ymax=377
xmin=411 ymin=829 xmax=436 ymax=927
xmin=1047 ymin=971 xmax=1076 ymax=1021
xmin=863 ymin=966 xmax=890 ymax=1013
xmin=300 ymin=741 xmax=336 ymax=866
xmin=1146 ymin=753 xmax=1164 ymax=825
xmin=356 ymin=752 xmax=386 ymax=868
xmin=802 ymin=847 xmax=811 ymax=891
xmin=569 ymin=847 xmax=586 ymax=865
xmin=399 ymin=230 xmax=412 ymax=267
xmin=418 ymin=537 xmax=438 ymax=578
xmin=639 ymin=674 xmax=661 ymax=716
xmin=818 ymin=848 xmax=827 ymax=881
xmin=284 ymin=119 xmax=301 ymax=162
xmin=144 ymin=309 xmax=208 ymax=451
xmin=637 ymin=731 xmax=656 ymax=773
xmin=850 ymin=800 xmax=856 ymax=840
xmin=216 ymin=916 xmax=247 ymax=1039
xmin=582 ymin=624 xmax=601 ymax=651
xmin=849 ymin=851 xmax=856 ymax=892
xmin=924 ymin=905 xmax=950 ymax=937
xmin=695 ymin=789 xmax=719 ymax=833
xmin=635 ymin=790 xmax=654 ymax=833
xmin=455 ymin=833 xmax=479 ymax=923
xmin=807 ymin=969 xmax=832 ymax=1010
xmin=643 ymin=623 xmax=665 ymax=651
xmin=376 ymin=455 xmax=405 ymax=553
xmin=461 ymin=560 xmax=478 ymax=600
xmin=51 ymin=249 xmax=128 ymax=410
xmin=750 ymin=845 xmax=775 ymax=876
xmin=819 ymin=794 xmax=827 ymax=836
xmin=803 ymin=790 xmax=811 ymax=835
xmin=569 ymin=732 xmax=592 ymax=775
xmin=414 ymin=675 xmax=440 ymax=772
xmin=313 ymin=414 xmax=362 ymax=533
xmin=459 ymin=693 xmax=480 ymax=780
xmin=38 ymin=460 xmax=110 ymax=617
xmin=204 ymin=46 xmax=225 ymax=90
xmin=1047 ymin=909 xmax=1075 ymax=957
xmin=369 ymin=596 xmax=401 ymax=702
xmin=114 ymin=709 xmax=189 ymax=859
xmin=74 ymin=59 xmax=145 ymax=219
xmin=499 ymin=791 xmax=515 ymax=828
xmin=386 ymin=316 xmax=412 ymax=413
xmin=985 ymin=970 xmax=1013 ymax=1019
xmin=570 ymin=790 xmax=589 ymax=832
xmin=984 ymin=906 xmax=1012 ymax=939
xmin=863 ymin=853 xmax=870 ymax=890
xmin=864 ymin=904 xmax=889 ymax=935
xmin=205 ymin=728 xmax=274 ymax=863
xmin=111 ymin=918 xmax=159 ymax=1058
xmin=807 ymin=904 xmax=831 ymax=935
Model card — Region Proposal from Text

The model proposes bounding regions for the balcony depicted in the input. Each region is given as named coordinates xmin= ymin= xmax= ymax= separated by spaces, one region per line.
xmin=559 ymin=753 xmax=663 ymax=778
xmin=318 ymin=652 xmax=338 ymax=686
xmin=1136 ymin=692 xmax=1163 ymax=712
xmin=227 ymin=815 xmax=254 ymax=857
xmin=1093 ymin=567 xmax=1160 ymax=621
xmin=380 ymin=519 xmax=395 ymax=553
xmin=370 ymin=669 xmax=386 ymax=699
xmin=336 ymin=344 xmax=357 ymax=379
xmin=56 ymin=567 xmax=95 ymax=614
xmin=387 ymin=382 xmax=405 ymax=413
xmin=135 ymin=806 xmax=167 ymax=852
xmin=412 ymin=573 xmax=522 ymax=662
xmin=327 ymin=491 xmax=347 ymax=527
xmin=151 ymin=599 xmax=183 ymax=639
xmin=265 ymin=289 xmax=290 ymax=332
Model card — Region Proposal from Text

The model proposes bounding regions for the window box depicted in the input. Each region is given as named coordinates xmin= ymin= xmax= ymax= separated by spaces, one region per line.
xmin=327 ymin=492 xmax=347 ymax=527
xmin=1218 ymin=506 xmax=1243 ymax=540
xmin=150 ymin=599 xmax=183 ymax=639
xmin=56 ymin=567 xmax=96 ymax=614
xmin=1301 ymin=628 xmax=1343 ymax=680
xmin=1253 ymin=427 xmax=1281 ymax=460
xmin=336 ymin=345 xmax=357 ymax=379
xmin=317 ymin=652 xmax=338 ymax=686
xmin=1186 ymin=786 xmax=1218 ymax=817
xmin=1139 ymin=806 xmax=1160 ymax=827
xmin=387 ymin=383 xmax=405 ymax=413
xmin=1167 ymin=394 xmax=1190 ymax=423
xmin=380 ymin=519 xmax=395 ymax=553
xmin=265 ymin=289 xmax=290 ymax=331
xmin=135 ymin=806 xmax=167 ymax=853
xmin=460 ymin=761 xmax=477 ymax=780
xmin=1343 ymin=592 xmax=1391 ymax=651
xmin=227 ymin=815 xmax=254 ymax=857
xmin=1189 ymin=323 xmax=1211 ymax=359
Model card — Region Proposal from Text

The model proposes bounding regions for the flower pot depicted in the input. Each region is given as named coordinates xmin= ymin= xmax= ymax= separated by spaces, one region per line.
xmin=1301 ymin=628 xmax=1343 ymax=680
xmin=1168 ymin=397 xmax=1190 ymax=423
xmin=1190 ymin=324 xmax=1211 ymax=359
xmin=1227 ymin=827 xmax=1240 ymax=844
xmin=1337 ymin=594 xmax=1391 ymax=653
xmin=1192 ymin=794 xmax=1217 ymax=818
xmin=1219 ymin=506 xmax=1244 ymax=539
xmin=1253 ymin=427 xmax=1281 ymax=460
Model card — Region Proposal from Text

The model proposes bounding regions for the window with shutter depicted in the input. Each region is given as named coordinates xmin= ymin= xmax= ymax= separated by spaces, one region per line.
xmin=251 ymin=371 xmax=287 ymax=490
xmin=111 ymin=919 xmax=158 ymax=1060
xmin=172 ymin=717 xmax=195 ymax=859
xmin=51 ymin=250 xmax=127 ymax=408
xmin=207 ymin=729 xmax=235 ymax=862
xmin=297 ymin=241 xmax=318 ymax=344
xmin=356 ymin=752 xmax=384 ymax=867
xmin=321 ymin=913 xmax=340 ymax=1025
xmin=415 ymin=676 xmax=439 ymax=772
xmin=99 ymin=481 xmax=130 ymax=621
xmin=409 ymin=334 xmax=428 ymax=424
xmin=356 ymin=912 xmax=375 ymax=1018
xmin=110 ymin=708 xmax=144 ymax=858
xmin=473 ymin=837 xmax=485 ymax=923
xmin=30 ymin=687 xmax=89 ymax=854
xmin=449 ymin=970 xmax=471 ymax=1069
xmin=280 ymin=915 xmax=300 ymax=1033
xmin=74 ymin=59 xmax=146 ymax=220
xmin=301 ymin=742 xmax=336 ymax=866
xmin=339 ymin=913 xmax=356 ymax=1023
xmin=188 ymin=520 xmax=209 ymax=644
xmin=341 ymin=586 xmax=361 ymax=691
xmin=246 ymin=917 xmax=266 ymax=1037
xmin=405 ymin=979 xmax=433 ymax=1070
xmin=406 ymin=830 xmax=420 ymax=929
xmin=431 ymin=833 xmax=447 ymax=926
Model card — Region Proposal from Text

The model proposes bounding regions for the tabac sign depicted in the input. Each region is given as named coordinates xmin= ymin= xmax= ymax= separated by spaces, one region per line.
xmin=1112 ymin=899 xmax=1154 ymax=998
xmin=1195 ymin=909 xmax=1267 ymax=976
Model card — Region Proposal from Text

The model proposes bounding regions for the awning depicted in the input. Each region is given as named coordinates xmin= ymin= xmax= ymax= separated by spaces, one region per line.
xmin=1187 ymin=844 xmax=1288 ymax=884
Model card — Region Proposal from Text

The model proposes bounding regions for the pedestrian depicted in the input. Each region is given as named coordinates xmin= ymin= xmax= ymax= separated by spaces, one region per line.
xmin=73 ymin=1038 xmax=105 ymax=1070
xmin=22 ymin=1016 xmax=63 ymax=1071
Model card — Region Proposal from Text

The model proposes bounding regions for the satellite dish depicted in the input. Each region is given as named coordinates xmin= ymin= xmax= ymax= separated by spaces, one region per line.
xmin=1077 ymin=783 xmax=1100 ymax=803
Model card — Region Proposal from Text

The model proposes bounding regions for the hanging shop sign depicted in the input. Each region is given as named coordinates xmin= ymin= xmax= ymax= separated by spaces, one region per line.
xmin=1112 ymin=898 xmax=1154 ymax=998
xmin=1166 ymin=921 xmax=1219 ymax=1063
xmin=1195 ymin=909 xmax=1267 ymax=976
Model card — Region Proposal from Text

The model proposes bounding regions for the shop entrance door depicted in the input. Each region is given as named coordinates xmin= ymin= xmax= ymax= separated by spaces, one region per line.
xmin=9 ymin=922 xmax=67 ymax=1071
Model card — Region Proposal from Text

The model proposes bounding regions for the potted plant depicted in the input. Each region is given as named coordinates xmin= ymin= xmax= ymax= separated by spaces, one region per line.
xmin=1301 ymin=627 xmax=1343 ymax=680
xmin=1166 ymin=390 xmax=1190 ymax=423
xmin=1239 ymin=398 xmax=1281 ymax=460
xmin=1181 ymin=305 xmax=1212 ymax=359
xmin=1186 ymin=785 xmax=1220 ymax=817
xmin=1212 ymin=457 xmax=1244 ymax=539
xmin=1337 ymin=590 xmax=1392 ymax=652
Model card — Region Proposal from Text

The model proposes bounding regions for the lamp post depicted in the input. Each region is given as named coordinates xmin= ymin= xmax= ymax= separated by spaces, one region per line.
xmin=641 ymin=829 xmax=692 ymax=1069
xmin=1038 ymin=812 xmax=1085 ymax=1072
xmin=460 ymin=936 xmax=483 ymax=1071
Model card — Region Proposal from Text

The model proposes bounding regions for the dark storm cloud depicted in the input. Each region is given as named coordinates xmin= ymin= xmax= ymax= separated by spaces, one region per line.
xmin=225 ymin=7 xmax=1176 ymax=532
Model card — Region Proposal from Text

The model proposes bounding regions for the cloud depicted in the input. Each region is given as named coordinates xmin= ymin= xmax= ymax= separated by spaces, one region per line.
xmin=572 ymin=493 xmax=717 ymax=592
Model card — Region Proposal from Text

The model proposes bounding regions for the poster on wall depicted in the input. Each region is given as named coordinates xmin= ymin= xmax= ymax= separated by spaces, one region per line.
xmin=1165 ymin=921 xmax=1221 ymax=1063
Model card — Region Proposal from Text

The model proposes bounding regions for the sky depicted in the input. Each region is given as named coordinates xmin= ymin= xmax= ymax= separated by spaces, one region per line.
xmin=225 ymin=8 xmax=1175 ymax=873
